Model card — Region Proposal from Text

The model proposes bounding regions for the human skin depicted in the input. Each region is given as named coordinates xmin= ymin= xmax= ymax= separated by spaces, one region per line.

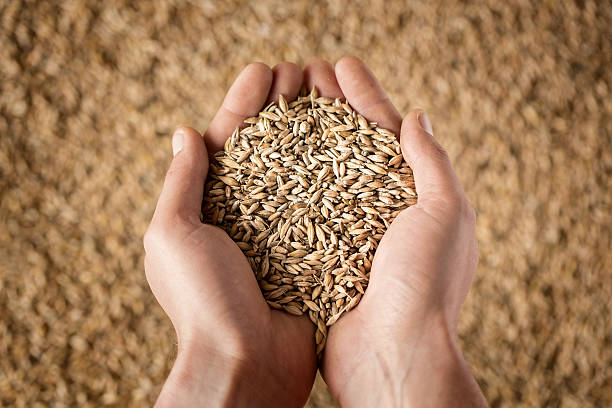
xmin=144 ymin=62 xmax=317 ymax=407
xmin=144 ymin=57 xmax=487 ymax=407
xmin=316 ymin=57 xmax=488 ymax=408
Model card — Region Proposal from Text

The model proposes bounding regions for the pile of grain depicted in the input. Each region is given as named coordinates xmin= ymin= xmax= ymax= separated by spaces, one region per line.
xmin=203 ymin=89 xmax=416 ymax=353
xmin=2 ymin=1 xmax=610 ymax=406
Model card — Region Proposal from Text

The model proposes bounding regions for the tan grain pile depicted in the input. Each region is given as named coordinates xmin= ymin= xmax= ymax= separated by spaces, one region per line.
xmin=203 ymin=90 xmax=416 ymax=353
xmin=1 ymin=1 xmax=610 ymax=407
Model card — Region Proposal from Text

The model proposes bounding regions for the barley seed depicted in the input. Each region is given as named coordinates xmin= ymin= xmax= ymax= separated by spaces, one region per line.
xmin=202 ymin=88 xmax=417 ymax=355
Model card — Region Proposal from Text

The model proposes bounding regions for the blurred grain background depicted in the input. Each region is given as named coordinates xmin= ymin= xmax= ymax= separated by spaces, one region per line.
xmin=1 ymin=0 xmax=610 ymax=406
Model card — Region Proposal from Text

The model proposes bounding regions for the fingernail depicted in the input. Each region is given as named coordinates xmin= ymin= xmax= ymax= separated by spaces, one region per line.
xmin=417 ymin=111 xmax=433 ymax=135
xmin=172 ymin=128 xmax=185 ymax=156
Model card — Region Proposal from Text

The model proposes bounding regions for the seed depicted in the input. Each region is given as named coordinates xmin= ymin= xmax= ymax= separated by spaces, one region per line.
xmin=278 ymin=94 xmax=289 ymax=113
xmin=304 ymin=299 xmax=321 ymax=312
xmin=389 ymin=154 xmax=404 ymax=166
xmin=202 ymin=88 xmax=416 ymax=355
xmin=283 ymin=304 xmax=303 ymax=316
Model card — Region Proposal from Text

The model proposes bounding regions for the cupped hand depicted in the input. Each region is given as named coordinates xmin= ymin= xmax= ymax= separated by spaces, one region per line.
xmin=304 ymin=57 xmax=487 ymax=407
xmin=144 ymin=62 xmax=317 ymax=408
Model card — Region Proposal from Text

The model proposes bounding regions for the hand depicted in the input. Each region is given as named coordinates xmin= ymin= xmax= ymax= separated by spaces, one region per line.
xmin=144 ymin=62 xmax=317 ymax=407
xmin=305 ymin=57 xmax=488 ymax=407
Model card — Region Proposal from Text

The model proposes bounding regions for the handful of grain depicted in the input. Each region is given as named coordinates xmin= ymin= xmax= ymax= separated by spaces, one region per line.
xmin=202 ymin=88 xmax=416 ymax=354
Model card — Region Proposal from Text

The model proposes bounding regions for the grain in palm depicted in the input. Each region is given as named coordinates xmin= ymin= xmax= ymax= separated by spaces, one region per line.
xmin=202 ymin=89 xmax=417 ymax=354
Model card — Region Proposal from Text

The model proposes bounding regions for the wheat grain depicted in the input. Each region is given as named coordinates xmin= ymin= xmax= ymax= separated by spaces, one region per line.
xmin=202 ymin=88 xmax=417 ymax=355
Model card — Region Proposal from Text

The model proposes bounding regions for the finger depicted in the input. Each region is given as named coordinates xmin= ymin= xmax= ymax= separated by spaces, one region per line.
xmin=303 ymin=59 xmax=344 ymax=98
xmin=399 ymin=110 xmax=462 ymax=202
xmin=152 ymin=126 xmax=208 ymax=225
xmin=335 ymin=56 xmax=402 ymax=134
xmin=267 ymin=62 xmax=303 ymax=103
xmin=205 ymin=62 xmax=273 ymax=154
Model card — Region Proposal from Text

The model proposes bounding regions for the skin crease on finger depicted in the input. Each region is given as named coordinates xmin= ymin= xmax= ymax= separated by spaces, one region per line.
xmin=148 ymin=58 xmax=487 ymax=408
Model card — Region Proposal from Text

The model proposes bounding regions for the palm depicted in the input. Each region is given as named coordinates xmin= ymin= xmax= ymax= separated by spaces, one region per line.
xmin=361 ymin=205 xmax=461 ymax=323
xmin=320 ymin=207 xmax=452 ymax=388
xmin=312 ymin=58 xmax=479 ymax=403
xmin=146 ymin=62 xmax=317 ymax=407
xmin=188 ymin=224 xmax=317 ymax=399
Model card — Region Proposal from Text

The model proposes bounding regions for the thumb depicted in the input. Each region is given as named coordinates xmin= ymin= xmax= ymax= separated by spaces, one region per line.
xmin=152 ymin=126 xmax=209 ymax=225
xmin=399 ymin=110 xmax=462 ymax=204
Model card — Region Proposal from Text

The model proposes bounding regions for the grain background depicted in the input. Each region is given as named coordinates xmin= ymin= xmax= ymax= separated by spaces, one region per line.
xmin=0 ymin=1 xmax=610 ymax=407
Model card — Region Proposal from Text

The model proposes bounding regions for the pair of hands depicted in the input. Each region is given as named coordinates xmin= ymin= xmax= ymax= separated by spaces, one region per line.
xmin=144 ymin=57 xmax=487 ymax=407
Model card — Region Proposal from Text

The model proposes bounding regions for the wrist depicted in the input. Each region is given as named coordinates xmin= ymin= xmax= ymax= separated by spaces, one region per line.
xmin=155 ymin=334 xmax=252 ymax=408
xmin=156 ymin=327 xmax=309 ymax=408
xmin=331 ymin=313 xmax=486 ymax=408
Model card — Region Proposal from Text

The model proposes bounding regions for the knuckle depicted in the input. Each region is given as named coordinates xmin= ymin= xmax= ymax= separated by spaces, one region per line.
xmin=456 ymin=199 xmax=477 ymax=230
xmin=144 ymin=213 xmax=199 ymax=253
xmin=462 ymin=200 xmax=477 ymax=224
xmin=143 ymin=254 xmax=153 ymax=281
xmin=450 ymin=196 xmax=476 ymax=223
xmin=428 ymin=140 xmax=450 ymax=164
xmin=143 ymin=223 xmax=165 ymax=252
xmin=165 ymin=160 xmax=189 ymax=179
xmin=429 ymin=192 xmax=475 ymax=227
xmin=441 ymin=196 xmax=464 ymax=220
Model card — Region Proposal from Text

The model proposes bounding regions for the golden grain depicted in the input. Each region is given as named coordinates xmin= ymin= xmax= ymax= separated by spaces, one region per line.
xmin=202 ymin=89 xmax=417 ymax=354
